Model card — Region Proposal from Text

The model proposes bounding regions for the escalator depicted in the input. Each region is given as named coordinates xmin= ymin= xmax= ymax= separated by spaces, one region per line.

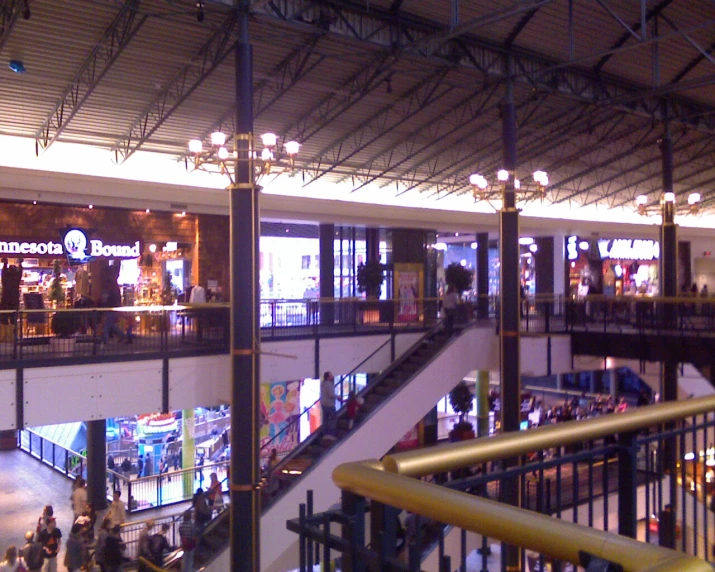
xmin=195 ymin=323 xmax=493 ymax=571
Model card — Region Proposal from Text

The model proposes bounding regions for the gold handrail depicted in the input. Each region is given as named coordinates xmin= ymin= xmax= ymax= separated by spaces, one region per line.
xmin=333 ymin=394 xmax=715 ymax=572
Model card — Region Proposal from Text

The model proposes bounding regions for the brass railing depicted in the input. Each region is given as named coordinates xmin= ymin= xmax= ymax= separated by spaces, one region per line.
xmin=333 ymin=395 xmax=715 ymax=572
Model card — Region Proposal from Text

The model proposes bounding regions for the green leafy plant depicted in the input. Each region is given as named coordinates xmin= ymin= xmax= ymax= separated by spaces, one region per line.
xmin=444 ymin=262 xmax=474 ymax=296
xmin=449 ymin=381 xmax=474 ymax=424
xmin=51 ymin=311 xmax=81 ymax=338
xmin=356 ymin=261 xmax=384 ymax=298
xmin=48 ymin=259 xmax=66 ymax=307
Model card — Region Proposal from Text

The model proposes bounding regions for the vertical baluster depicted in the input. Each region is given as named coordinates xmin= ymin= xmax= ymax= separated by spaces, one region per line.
xmin=299 ymin=503 xmax=306 ymax=572
xmin=692 ymin=415 xmax=698 ymax=557
xmin=323 ymin=512 xmax=331 ymax=572
xmin=681 ymin=424 xmax=687 ymax=552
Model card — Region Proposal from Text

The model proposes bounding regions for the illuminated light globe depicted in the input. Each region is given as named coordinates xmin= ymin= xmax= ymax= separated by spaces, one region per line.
xmin=261 ymin=148 xmax=274 ymax=161
xmin=285 ymin=140 xmax=300 ymax=155
xmin=533 ymin=170 xmax=547 ymax=185
xmin=497 ymin=169 xmax=509 ymax=182
xmin=469 ymin=174 xmax=488 ymax=189
xmin=514 ymin=179 xmax=521 ymax=190
xmin=211 ymin=131 xmax=226 ymax=146
xmin=664 ymin=192 xmax=675 ymax=203
xmin=217 ymin=146 xmax=229 ymax=160
xmin=689 ymin=192 xmax=701 ymax=205
xmin=188 ymin=139 xmax=203 ymax=154
xmin=261 ymin=132 xmax=277 ymax=147
xmin=635 ymin=195 xmax=648 ymax=205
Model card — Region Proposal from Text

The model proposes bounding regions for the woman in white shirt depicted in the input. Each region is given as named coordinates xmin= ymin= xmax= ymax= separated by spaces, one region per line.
xmin=0 ymin=545 xmax=25 ymax=572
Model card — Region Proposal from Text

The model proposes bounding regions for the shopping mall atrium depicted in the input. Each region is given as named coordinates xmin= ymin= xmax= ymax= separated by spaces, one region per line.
xmin=3 ymin=1 xmax=715 ymax=572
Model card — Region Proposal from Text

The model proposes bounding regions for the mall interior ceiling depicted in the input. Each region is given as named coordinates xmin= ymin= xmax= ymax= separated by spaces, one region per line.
xmin=2 ymin=0 xmax=715 ymax=214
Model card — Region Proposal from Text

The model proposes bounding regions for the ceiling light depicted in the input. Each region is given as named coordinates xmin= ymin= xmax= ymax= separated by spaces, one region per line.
xmin=529 ymin=244 xmax=538 ymax=253
xmin=635 ymin=195 xmax=648 ymax=205
xmin=455 ymin=233 xmax=459 ymax=237
xmin=149 ymin=244 xmax=157 ymax=253
xmin=688 ymin=192 xmax=701 ymax=205
xmin=188 ymin=139 xmax=202 ymax=154
xmin=262 ymin=133 xmax=277 ymax=148
xmin=533 ymin=170 xmax=548 ymax=185
xmin=285 ymin=141 xmax=300 ymax=155
xmin=514 ymin=179 xmax=521 ymax=190
xmin=181 ymin=211 xmax=186 ymax=216
xmin=211 ymin=131 xmax=226 ymax=146
xmin=217 ymin=146 xmax=229 ymax=160
xmin=32 ymin=200 xmax=37 ymax=205
xmin=434 ymin=242 xmax=448 ymax=251
xmin=470 ymin=242 xmax=477 ymax=250
xmin=497 ymin=169 xmax=509 ymax=182
xmin=8 ymin=60 xmax=26 ymax=74
xmin=261 ymin=148 xmax=273 ymax=161
xmin=518 ymin=237 xmax=534 ymax=245
xmin=88 ymin=204 xmax=93 ymax=209
xmin=145 ymin=209 xmax=150 ymax=213
xmin=579 ymin=241 xmax=589 ymax=251
xmin=664 ymin=192 xmax=675 ymax=203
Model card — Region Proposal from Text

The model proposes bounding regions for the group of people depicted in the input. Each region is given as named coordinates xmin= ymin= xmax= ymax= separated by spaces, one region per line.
xmin=0 ymin=481 xmax=128 ymax=572
xmin=529 ymin=390 xmax=654 ymax=427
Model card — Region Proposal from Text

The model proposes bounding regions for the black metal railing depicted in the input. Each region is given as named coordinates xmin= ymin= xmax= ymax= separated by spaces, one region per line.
xmin=290 ymin=396 xmax=715 ymax=572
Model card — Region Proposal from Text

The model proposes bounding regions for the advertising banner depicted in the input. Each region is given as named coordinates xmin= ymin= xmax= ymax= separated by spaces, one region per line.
xmin=260 ymin=380 xmax=301 ymax=456
xmin=394 ymin=263 xmax=423 ymax=323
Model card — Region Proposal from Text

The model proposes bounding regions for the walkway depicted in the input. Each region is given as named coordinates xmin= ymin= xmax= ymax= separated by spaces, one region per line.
xmin=0 ymin=449 xmax=189 ymax=563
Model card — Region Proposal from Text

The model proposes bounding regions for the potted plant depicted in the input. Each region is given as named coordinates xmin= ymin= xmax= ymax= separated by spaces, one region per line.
xmin=444 ymin=262 xmax=474 ymax=324
xmin=448 ymin=381 xmax=475 ymax=441
xmin=48 ymin=259 xmax=66 ymax=308
xmin=50 ymin=310 xmax=81 ymax=355
xmin=356 ymin=261 xmax=384 ymax=299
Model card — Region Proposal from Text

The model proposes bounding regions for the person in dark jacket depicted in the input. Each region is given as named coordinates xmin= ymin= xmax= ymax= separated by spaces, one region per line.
xmin=64 ymin=524 xmax=84 ymax=572
xmin=103 ymin=526 xmax=124 ymax=572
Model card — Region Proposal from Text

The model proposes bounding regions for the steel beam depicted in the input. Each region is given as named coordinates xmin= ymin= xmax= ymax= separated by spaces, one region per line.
xmin=201 ymin=33 xmax=327 ymax=138
xmin=36 ymin=0 xmax=146 ymax=153
xmin=252 ymin=0 xmax=715 ymax=134
xmin=304 ymin=67 xmax=452 ymax=186
xmin=113 ymin=9 xmax=239 ymax=162
xmin=0 ymin=0 xmax=21 ymax=55
xmin=283 ymin=50 xmax=399 ymax=146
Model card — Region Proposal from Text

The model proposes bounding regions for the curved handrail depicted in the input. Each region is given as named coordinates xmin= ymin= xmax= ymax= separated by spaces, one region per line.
xmin=259 ymin=300 xmax=438 ymax=456
xmin=334 ymin=395 xmax=715 ymax=572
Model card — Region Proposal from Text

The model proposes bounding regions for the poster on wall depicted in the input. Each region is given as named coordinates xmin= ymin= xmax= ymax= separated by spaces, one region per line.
xmin=395 ymin=423 xmax=420 ymax=451
xmin=260 ymin=380 xmax=301 ymax=457
xmin=394 ymin=263 xmax=423 ymax=323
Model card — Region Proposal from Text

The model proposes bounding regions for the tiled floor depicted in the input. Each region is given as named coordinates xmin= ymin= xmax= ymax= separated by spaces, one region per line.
xmin=0 ymin=449 xmax=191 ymax=564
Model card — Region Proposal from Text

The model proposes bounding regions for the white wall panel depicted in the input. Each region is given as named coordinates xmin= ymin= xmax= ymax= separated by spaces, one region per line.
xmin=24 ymin=361 xmax=162 ymax=426
xmin=521 ymin=337 xmax=548 ymax=376
xmin=169 ymin=355 xmax=230 ymax=412
xmin=0 ymin=369 xmax=17 ymax=430
xmin=549 ymin=335 xmax=572 ymax=374
xmin=262 ymin=339 xmax=315 ymax=382
xmin=319 ymin=335 xmax=389 ymax=375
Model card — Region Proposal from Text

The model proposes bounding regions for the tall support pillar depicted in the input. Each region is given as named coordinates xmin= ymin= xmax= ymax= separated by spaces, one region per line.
xmin=229 ymin=2 xmax=261 ymax=570
xmin=319 ymin=223 xmax=335 ymax=325
xmin=366 ymin=227 xmax=380 ymax=264
xmin=475 ymin=370 xmax=490 ymax=438
xmin=499 ymin=57 xmax=521 ymax=572
xmin=476 ymin=232 xmax=489 ymax=319
xmin=86 ymin=419 xmax=108 ymax=510
xmin=659 ymin=126 xmax=678 ymax=549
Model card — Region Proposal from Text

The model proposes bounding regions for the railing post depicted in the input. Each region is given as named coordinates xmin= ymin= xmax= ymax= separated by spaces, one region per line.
xmin=299 ymin=503 xmax=307 ymax=572
xmin=370 ymin=501 xmax=398 ymax=564
xmin=127 ymin=479 xmax=133 ymax=514
xmin=618 ymin=431 xmax=638 ymax=538
xmin=341 ymin=490 xmax=365 ymax=572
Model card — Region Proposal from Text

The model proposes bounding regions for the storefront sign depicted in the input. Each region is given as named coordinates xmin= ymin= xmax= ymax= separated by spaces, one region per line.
xmin=0 ymin=240 xmax=63 ymax=256
xmin=597 ymin=238 xmax=659 ymax=261
xmin=62 ymin=228 xmax=141 ymax=264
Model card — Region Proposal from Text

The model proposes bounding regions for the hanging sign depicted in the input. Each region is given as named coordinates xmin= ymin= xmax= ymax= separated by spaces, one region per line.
xmin=597 ymin=238 xmax=659 ymax=261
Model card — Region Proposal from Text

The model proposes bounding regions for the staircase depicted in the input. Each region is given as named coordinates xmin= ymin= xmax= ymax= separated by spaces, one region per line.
xmin=194 ymin=324 xmax=488 ymax=571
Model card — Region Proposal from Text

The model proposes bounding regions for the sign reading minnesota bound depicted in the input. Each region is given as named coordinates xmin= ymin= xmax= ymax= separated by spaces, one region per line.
xmin=61 ymin=228 xmax=141 ymax=265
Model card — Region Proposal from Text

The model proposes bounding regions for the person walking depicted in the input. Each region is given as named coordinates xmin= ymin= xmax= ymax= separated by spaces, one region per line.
xmin=71 ymin=479 xmax=87 ymax=520
xmin=179 ymin=511 xmax=197 ymax=572
xmin=136 ymin=455 xmax=144 ymax=479
xmin=106 ymin=491 xmax=126 ymax=529
xmin=0 ymin=546 xmax=24 ymax=572
xmin=442 ymin=285 xmax=459 ymax=336
xmin=38 ymin=518 xmax=61 ymax=572
xmin=94 ymin=519 xmax=111 ymax=572
xmin=207 ymin=472 xmax=224 ymax=513
xmin=144 ymin=453 xmax=153 ymax=478
xmin=320 ymin=371 xmax=342 ymax=439
xmin=120 ymin=457 xmax=132 ymax=483
xmin=102 ymin=526 xmax=124 ymax=572
xmin=63 ymin=524 xmax=84 ymax=572
xmin=21 ymin=532 xmax=44 ymax=572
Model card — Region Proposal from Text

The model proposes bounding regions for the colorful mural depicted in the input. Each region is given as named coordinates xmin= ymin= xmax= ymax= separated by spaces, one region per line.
xmin=260 ymin=380 xmax=301 ymax=456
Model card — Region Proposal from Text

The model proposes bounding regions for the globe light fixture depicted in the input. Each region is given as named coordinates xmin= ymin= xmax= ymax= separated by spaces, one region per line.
xmin=186 ymin=130 xmax=299 ymax=186
xmin=497 ymin=169 xmax=509 ymax=182
xmin=634 ymin=190 xmax=700 ymax=217
xmin=469 ymin=169 xmax=548 ymax=207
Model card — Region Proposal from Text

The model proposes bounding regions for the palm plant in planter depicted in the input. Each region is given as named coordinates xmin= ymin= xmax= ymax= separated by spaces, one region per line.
xmin=48 ymin=259 xmax=66 ymax=308
xmin=356 ymin=261 xmax=384 ymax=299
xmin=444 ymin=262 xmax=474 ymax=297
xmin=449 ymin=381 xmax=475 ymax=441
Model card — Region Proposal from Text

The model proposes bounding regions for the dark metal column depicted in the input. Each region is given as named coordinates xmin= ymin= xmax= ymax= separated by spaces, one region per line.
xmin=366 ymin=227 xmax=380 ymax=264
xmin=319 ymin=224 xmax=335 ymax=325
xmin=659 ymin=125 xmax=678 ymax=550
xmin=476 ymin=232 xmax=489 ymax=319
xmin=499 ymin=57 xmax=521 ymax=572
xmin=86 ymin=419 xmax=108 ymax=510
xmin=230 ymin=2 xmax=261 ymax=570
